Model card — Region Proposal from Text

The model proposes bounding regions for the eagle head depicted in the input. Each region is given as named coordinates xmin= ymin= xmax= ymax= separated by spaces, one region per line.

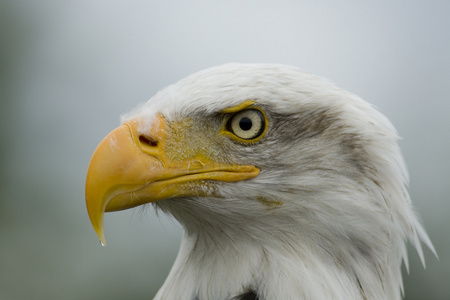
xmin=86 ymin=64 xmax=434 ymax=300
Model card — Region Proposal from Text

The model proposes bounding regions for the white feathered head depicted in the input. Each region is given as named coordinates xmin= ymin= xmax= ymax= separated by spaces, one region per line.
xmin=86 ymin=64 xmax=434 ymax=300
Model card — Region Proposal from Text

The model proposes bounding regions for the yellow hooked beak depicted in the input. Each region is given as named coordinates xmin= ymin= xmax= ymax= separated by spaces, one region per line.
xmin=85 ymin=115 xmax=259 ymax=245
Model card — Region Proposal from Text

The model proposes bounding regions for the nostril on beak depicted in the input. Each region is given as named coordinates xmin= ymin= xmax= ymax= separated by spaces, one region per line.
xmin=139 ymin=135 xmax=158 ymax=147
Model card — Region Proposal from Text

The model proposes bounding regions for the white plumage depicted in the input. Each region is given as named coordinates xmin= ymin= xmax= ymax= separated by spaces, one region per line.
xmin=87 ymin=63 xmax=435 ymax=300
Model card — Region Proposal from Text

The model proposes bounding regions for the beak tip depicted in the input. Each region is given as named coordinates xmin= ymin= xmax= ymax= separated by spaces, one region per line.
xmin=96 ymin=227 xmax=107 ymax=247
xmin=87 ymin=206 xmax=107 ymax=246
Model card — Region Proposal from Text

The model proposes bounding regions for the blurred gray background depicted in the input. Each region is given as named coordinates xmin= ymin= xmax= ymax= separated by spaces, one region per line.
xmin=1 ymin=1 xmax=448 ymax=299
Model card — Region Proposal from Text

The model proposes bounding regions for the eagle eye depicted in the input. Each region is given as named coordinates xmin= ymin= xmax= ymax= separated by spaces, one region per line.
xmin=227 ymin=109 xmax=266 ymax=140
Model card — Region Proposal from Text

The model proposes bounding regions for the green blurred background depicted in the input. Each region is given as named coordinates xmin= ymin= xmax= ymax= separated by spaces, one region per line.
xmin=1 ymin=1 xmax=448 ymax=299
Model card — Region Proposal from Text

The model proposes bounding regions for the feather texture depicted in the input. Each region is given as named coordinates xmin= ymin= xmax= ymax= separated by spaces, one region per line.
xmin=120 ymin=64 xmax=434 ymax=300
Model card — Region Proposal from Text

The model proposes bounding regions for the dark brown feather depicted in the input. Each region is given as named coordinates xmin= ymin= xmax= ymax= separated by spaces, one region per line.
xmin=233 ymin=291 xmax=258 ymax=300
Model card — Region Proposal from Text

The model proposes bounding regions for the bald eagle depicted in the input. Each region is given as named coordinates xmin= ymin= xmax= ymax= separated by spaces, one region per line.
xmin=86 ymin=64 xmax=434 ymax=300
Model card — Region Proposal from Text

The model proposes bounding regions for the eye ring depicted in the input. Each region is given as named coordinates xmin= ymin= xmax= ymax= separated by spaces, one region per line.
xmin=226 ymin=109 xmax=266 ymax=141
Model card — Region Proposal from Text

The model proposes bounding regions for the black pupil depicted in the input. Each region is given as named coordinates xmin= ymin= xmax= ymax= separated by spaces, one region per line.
xmin=239 ymin=117 xmax=253 ymax=131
